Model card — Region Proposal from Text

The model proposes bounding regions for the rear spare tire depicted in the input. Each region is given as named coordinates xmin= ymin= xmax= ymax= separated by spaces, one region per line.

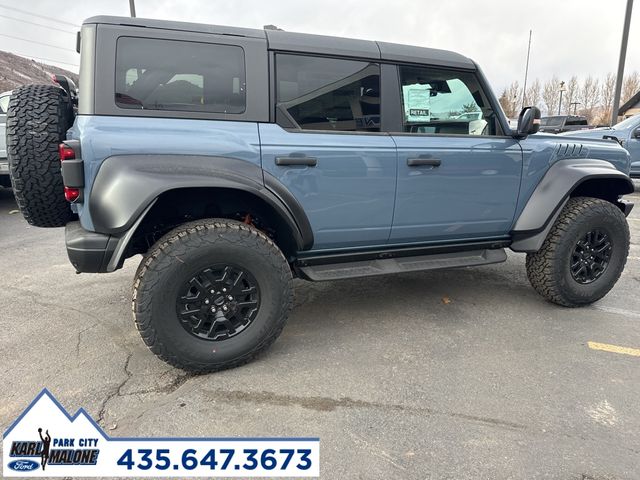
xmin=6 ymin=84 xmax=75 ymax=227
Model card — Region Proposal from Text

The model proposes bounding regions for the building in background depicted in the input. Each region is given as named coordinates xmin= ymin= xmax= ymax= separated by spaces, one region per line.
xmin=619 ymin=91 xmax=640 ymax=118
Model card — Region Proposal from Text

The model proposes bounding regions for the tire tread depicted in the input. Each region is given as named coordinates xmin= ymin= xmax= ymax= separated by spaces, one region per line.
xmin=132 ymin=219 xmax=293 ymax=373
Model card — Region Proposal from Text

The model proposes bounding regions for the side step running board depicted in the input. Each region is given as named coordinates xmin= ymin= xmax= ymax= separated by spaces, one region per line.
xmin=297 ymin=249 xmax=507 ymax=281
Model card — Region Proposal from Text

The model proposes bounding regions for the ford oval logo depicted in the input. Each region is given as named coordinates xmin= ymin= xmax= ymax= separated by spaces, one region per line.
xmin=8 ymin=459 xmax=39 ymax=471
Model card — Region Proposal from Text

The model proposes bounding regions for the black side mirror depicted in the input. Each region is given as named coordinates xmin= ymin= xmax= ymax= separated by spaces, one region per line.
xmin=515 ymin=106 xmax=541 ymax=137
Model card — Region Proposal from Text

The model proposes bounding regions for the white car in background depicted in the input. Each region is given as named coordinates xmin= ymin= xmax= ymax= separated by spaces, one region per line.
xmin=0 ymin=91 xmax=11 ymax=187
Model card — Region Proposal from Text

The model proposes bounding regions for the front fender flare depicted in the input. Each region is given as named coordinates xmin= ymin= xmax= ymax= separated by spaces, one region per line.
xmin=510 ymin=159 xmax=634 ymax=252
xmin=89 ymin=154 xmax=313 ymax=250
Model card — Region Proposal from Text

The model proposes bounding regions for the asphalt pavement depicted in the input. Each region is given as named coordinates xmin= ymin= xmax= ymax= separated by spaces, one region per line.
xmin=1 ymin=184 xmax=639 ymax=479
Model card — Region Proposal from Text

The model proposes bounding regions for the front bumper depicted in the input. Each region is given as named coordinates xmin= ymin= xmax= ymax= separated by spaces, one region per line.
xmin=65 ymin=221 xmax=117 ymax=273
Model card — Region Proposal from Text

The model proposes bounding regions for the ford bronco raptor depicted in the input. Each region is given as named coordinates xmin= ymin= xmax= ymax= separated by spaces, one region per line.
xmin=6 ymin=16 xmax=634 ymax=372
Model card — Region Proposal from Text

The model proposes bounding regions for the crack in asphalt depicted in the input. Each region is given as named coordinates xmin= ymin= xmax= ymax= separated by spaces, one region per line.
xmin=75 ymin=324 xmax=99 ymax=359
xmin=97 ymin=353 xmax=133 ymax=427
xmin=4 ymin=285 xmax=105 ymax=323
xmin=96 ymin=353 xmax=194 ymax=428
xmin=123 ymin=372 xmax=195 ymax=397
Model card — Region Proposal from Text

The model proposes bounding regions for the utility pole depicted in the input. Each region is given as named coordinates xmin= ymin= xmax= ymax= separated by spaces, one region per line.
xmin=521 ymin=30 xmax=532 ymax=109
xmin=570 ymin=102 xmax=581 ymax=115
xmin=558 ymin=81 xmax=566 ymax=115
xmin=611 ymin=0 xmax=633 ymax=125
xmin=129 ymin=0 xmax=136 ymax=17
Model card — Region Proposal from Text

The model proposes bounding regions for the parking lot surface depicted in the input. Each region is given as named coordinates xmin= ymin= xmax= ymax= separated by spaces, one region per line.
xmin=1 ymin=185 xmax=639 ymax=479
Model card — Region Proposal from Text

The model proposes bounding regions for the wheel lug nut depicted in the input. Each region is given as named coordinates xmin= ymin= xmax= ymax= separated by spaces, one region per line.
xmin=227 ymin=295 xmax=233 ymax=301
xmin=204 ymin=299 xmax=210 ymax=304
xmin=210 ymin=306 xmax=216 ymax=312
xmin=222 ymin=305 xmax=228 ymax=311
xmin=222 ymin=288 xmax=227 ymax=293
xmin=210 ymin=290 xmax=215 ymax=294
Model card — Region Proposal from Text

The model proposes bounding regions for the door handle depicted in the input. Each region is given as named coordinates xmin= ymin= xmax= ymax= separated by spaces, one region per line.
xmin=407 ymin=158 xmax=442 ymax=167
xmin=275 ymin=156 xmax=318 ymax=166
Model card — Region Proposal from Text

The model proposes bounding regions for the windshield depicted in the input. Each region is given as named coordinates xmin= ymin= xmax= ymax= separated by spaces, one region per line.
xmin=614 ymin=115 xmax=640 ymax=130
xmin=540 ymin=116 xmax=563 ymax=127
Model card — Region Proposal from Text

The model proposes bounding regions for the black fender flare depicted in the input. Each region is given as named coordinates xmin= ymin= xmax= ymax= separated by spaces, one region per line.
xmin=510 ymin=159 xmax=634 ymax=252
xmin=89 ymin=154 xmax=314 ymax=251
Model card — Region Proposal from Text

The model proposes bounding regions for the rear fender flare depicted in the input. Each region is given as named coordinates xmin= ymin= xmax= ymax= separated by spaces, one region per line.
xmin=89 ymin=154 xmax=313 ymax=250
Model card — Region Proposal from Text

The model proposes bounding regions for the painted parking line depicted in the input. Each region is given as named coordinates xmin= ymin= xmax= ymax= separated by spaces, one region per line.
xmin=588 ymin=341 xmax=640 ymax=357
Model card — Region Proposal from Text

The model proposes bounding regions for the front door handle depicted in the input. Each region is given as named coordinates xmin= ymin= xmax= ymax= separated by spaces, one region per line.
xmin=407 ymin=158 xmax=442 ymax=167
xmin=275 ymin=155 xmax=318 ymax=167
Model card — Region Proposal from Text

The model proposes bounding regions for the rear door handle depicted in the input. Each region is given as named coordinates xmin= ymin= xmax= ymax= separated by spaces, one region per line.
xmin=407 ymin=158 xmax=442 ymax=167
xmin=275 ymin=156 xmax=318 ymax=167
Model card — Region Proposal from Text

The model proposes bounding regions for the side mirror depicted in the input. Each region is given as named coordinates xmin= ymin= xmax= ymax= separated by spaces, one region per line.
xmin=515 ymin=106 xmax=541 ymax=137
xmin=633 ymin=127 xmax=640 ymax=139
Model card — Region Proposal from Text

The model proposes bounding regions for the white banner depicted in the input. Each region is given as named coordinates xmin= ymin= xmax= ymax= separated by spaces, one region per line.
xmin=3 ymin=389 xmax=319 ymax=477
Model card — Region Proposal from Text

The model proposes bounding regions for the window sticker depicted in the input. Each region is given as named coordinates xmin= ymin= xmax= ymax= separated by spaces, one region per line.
xmin=403 ymin=84 xmax=432 ymax=122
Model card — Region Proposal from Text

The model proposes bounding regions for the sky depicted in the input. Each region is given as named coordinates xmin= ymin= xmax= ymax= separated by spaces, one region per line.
xmin=0 ymin=0 xmax=638 ymax=95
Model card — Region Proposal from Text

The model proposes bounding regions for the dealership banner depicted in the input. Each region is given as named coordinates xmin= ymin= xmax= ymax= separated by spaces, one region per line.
xmin=3 ymin=389 xmax=319 ymax=477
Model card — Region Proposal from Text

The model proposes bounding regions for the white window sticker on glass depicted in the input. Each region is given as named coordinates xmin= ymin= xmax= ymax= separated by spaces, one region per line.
xmin=403 ymin=84 xmax=431 ymax=122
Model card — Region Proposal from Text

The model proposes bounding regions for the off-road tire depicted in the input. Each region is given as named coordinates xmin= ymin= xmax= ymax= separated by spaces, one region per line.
xmin=6 ymin=84 xmax=75 ymax=227
xmin=526 ymin=197 xmax=629 ymax=307
xmin=133 ymin=219 xmax=294 ymax=373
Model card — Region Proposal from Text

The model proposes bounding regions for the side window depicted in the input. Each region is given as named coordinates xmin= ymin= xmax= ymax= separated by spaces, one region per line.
xmin=399 ymin=65 xmax=497 ymax=136
xmin=115 ymin=37 xmax=245 ymax=114
xmin=275 ymin=54 xmax=380 ymax=132
xmin=0 ymin=95 xmax=9 ymax=113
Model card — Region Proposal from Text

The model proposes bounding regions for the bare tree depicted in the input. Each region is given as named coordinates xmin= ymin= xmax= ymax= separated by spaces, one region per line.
xmin=542 ymin=76 xmax=560 ymax=116
xmin=525 ymin=79 xmax=541 ymax=109
xmin=622 ymin=71 xmax=640 ymax=104
xmin=599 ymin=73 xmax=616 ymax=124
xmin=564 ymin=76 xmax=579 ymax=114
xmin=498 ymin=81 xmax=521 ymax=118
xmin=578 ymin=76 xmax=600 ymax=123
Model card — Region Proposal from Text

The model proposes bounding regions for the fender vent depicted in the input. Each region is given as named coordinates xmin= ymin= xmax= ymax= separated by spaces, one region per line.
xmin=552 ymin=143 xmax=589 ymax=161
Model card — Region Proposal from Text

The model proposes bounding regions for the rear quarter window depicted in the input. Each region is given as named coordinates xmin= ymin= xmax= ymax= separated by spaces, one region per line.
xmin=115 ymin=37 xmax=246 ymax=114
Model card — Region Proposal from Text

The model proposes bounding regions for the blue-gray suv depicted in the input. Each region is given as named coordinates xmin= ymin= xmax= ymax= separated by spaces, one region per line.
xmin=5 ymin=16 xmax=635 ymax=372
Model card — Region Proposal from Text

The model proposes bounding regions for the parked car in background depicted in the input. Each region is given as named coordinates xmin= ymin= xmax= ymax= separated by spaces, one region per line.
xmin=0 ymin=90 xmax=11 ymax=187
xmin=561 ymin=114 xmax=640 ymax=178
xmin=539 ymin=115 xmax=597 ymax=134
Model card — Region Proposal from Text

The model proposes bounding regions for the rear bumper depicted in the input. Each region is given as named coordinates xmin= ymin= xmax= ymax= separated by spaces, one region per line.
xmin=65 ymin=221 xmax=117 ymax=273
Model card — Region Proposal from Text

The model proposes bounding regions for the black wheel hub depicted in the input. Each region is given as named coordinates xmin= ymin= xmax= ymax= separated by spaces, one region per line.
xmin=176 ymin=265 xmax=260 ymax=341
xmin=570 ymin=229 xmax=612 ymax=284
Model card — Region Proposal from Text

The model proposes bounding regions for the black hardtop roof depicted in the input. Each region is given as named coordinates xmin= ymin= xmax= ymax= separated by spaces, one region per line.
xmin=83 ymin=15 xmax=475 ymax=69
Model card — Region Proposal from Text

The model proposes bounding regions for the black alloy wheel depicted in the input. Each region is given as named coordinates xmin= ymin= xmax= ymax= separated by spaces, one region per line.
xmin=176 ymin=265 xmax=260 ymax=341
xmin=570 ymin=229 xmax=612 ymax=284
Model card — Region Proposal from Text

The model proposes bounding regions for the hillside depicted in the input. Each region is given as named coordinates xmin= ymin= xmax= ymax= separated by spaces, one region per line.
xmin=0 ymin=50 xmax=79 ymax=93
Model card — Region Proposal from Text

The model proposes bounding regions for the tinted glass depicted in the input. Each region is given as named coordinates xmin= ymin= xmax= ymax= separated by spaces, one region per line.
xmin=399 ymin=65 xmax=497 ymax=135
xmin=275 ymin=54 xmax=380 ymax=132
xmin=565 ymin=117 xmax=587 ymax=126
xmin=540 ymin=116 xmax=563 ymax=127
xmin=0 ymin=95 xmax=9 ymax=113
xmin=115 ymin=37 xmax=245 ymax=114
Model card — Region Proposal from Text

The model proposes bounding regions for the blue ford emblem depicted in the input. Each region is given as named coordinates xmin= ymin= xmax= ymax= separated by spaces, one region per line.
xmin=8 ymin=459 xmax=39 ymax=471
